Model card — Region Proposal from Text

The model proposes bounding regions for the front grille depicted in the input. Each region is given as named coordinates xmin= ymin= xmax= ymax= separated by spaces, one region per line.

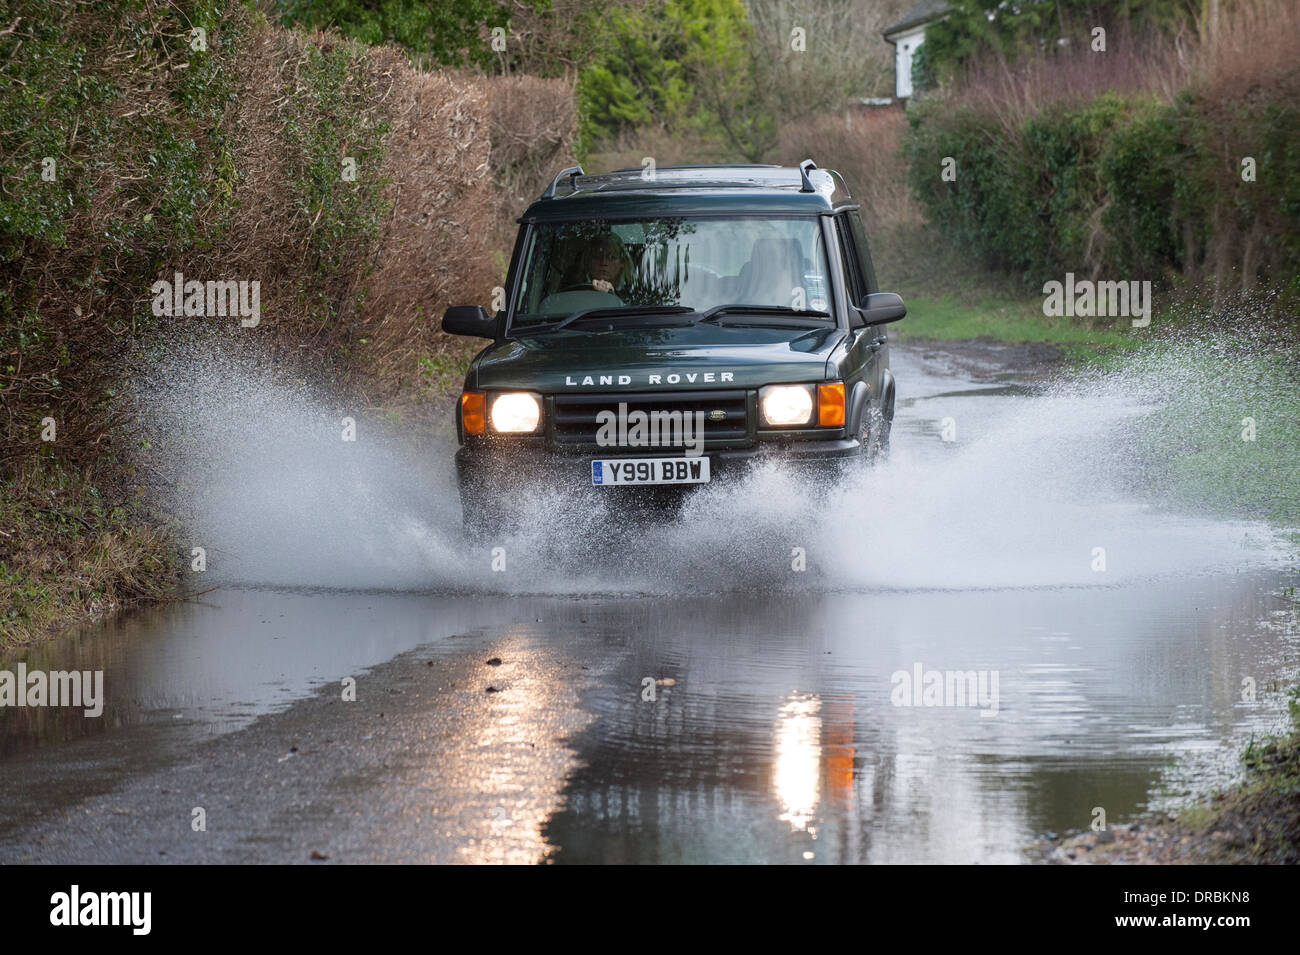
xmin=551 ymin=389 xmax=750 ymax=449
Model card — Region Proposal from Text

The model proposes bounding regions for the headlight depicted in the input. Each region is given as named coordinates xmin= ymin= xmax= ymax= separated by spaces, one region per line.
xmin=490 ymin=392 xmax=541 ymax=433
xmin=759 ymin=384 xmax=815 ymax=427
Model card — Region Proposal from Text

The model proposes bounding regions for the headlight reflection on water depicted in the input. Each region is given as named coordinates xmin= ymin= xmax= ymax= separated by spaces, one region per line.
xmin=773 ymin=694 xmax=823 ymax=832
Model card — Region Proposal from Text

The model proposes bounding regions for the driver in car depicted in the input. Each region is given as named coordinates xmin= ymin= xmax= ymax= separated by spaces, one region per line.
xmin=584 ymin=233 xmax=628 ymax=295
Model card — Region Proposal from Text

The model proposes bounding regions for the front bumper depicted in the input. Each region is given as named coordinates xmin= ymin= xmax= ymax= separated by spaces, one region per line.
xmin=455 ymin=436 xmax=861 ymax=500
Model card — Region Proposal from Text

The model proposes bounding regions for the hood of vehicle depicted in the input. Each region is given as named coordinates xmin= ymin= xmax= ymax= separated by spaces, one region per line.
xmin=472 ymin=323 xmax=845 ymax=392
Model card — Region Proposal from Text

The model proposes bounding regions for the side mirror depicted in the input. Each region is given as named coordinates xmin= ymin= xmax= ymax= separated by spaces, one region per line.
xmin=441 ymin=305 xmax=499 ymax=339
xmin=853 ymin=291 xmax=907 ymax=327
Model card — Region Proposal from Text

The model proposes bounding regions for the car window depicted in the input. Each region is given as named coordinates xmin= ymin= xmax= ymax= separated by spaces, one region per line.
xmin=835 ymin=215 xmax=867 ymax=305
xmin=848 ymin=213 xmax=879 ymax=295
xmin=515 ymin=217 xmax=833 ymax=320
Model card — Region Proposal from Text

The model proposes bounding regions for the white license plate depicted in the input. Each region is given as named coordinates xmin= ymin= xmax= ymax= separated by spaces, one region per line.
xmin=591 ymin=457 xmax=711 ymax=486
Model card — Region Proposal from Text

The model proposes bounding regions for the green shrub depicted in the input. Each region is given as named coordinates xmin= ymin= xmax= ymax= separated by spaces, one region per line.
xmin=1097 ymin=99 xmax=1190 ymax=278
xmin=575 ymin=0 xmax=757 ymax=159
xmin=904 ymin=102 xmax=1043 ymax=280
xmin=283 ymin=40 xmax=391 ymax=308
xmin=273 ymin=0 xmax=544 ymax=68
xmin=904 ymin=87 xmax=1300 ymax=292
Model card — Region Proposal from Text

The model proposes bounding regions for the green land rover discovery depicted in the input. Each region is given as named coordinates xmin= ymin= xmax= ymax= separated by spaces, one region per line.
xmin=441 ymin=161 xmax=906 ymax=534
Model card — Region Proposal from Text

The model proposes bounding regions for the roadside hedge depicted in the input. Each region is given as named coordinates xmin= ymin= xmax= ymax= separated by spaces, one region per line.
xmin=903 ymin=86 xmax=1300 ymax=293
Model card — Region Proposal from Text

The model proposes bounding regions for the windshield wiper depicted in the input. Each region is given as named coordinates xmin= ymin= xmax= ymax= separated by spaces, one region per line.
xmin=696 ymin=304 xmax=831 ymax=325
xmin=519 ymin=305 xmax=695 ymax=334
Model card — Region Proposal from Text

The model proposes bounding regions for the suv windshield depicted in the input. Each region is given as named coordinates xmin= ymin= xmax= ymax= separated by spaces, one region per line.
xmin=513 ymin=216 xmax=832 ymax=323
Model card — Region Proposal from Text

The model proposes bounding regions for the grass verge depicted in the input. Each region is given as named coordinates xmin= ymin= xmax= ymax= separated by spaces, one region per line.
xmin=875 ymin=224 xmax=1143 ymax=362
xmin=0 ymin=460 xmax=179 ymax=651
xmin=892 ymin=292 xmax=1139 ymax=361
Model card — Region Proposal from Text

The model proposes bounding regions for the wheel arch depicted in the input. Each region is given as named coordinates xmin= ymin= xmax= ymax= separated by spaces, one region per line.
xmin=846 ymin=379 xmax=873 ymax=434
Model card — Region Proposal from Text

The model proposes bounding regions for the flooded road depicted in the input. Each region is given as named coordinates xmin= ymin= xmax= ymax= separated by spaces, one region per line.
xmin=1 ymin=346 xmax=1296 ymax=863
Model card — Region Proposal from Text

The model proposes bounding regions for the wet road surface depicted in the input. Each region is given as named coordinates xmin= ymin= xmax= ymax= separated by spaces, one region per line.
xmin=2 ymin=345 xmax=1296 ymax=863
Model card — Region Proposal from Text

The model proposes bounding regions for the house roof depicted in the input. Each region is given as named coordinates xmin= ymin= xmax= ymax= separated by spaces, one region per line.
xmin=883 ymin=0 xmax=953 ymax=39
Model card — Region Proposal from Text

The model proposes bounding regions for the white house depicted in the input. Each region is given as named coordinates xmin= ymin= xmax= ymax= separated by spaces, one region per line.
xmin=883 ymin=0 xmax=952 ymax=100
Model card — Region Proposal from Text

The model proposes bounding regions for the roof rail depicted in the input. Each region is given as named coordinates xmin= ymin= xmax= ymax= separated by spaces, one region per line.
xmin=604 ymin=163 xmax=781 ymax=174
xmin=798 ymin=159 xmax=818 ymax=193
xmin=541 ymin=165 xmax=584 ymax=199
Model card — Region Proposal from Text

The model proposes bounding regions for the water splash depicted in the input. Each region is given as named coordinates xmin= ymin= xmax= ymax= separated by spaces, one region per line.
xmin=133 ymin=340 xmax=1292 ymax=594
